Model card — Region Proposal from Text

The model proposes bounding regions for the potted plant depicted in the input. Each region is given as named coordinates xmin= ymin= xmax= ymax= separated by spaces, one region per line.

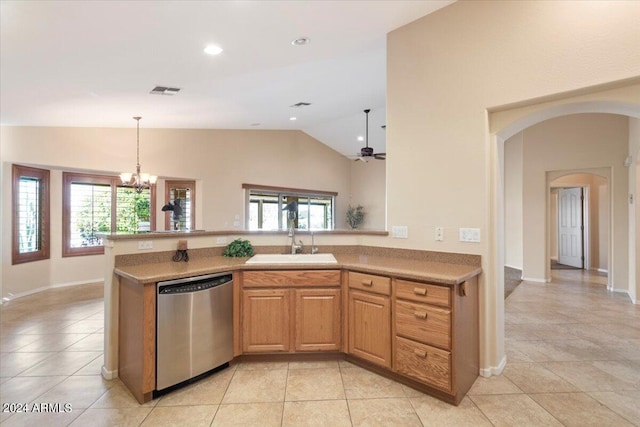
xmin=346 ymin=205 xmax=365 ymax=229
xmin=223 ymin=238 xmax=255 ymax=257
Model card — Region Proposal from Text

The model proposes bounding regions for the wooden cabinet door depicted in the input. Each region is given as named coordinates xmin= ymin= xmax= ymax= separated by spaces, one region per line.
xmin=348 ymin=290 xmax=391 ymax=368
xmin=242 ymin=289 xmax=290 ymax=353
xmin=294 ymin=288 xmax=341 ymax=352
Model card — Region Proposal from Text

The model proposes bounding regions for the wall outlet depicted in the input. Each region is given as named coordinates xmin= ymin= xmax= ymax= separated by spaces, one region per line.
xmin=138 ymin=241 xmax=153 ymax=250
xmin=435 ymin=227 xmax=444 ymax=241
xmin=459 ymin=228 xmax=480 ymax=242
xmin=392 ymin=225 xmax=408 ymax=239
xmin=216 ymin=237 xmax=227 ymax=244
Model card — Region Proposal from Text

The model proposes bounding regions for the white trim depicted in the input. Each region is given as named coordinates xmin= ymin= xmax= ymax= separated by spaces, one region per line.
xmin=503 ymin=264 xmax=523 ymax=270
xmin=479 ymin=355 xmax=507 ymax=377
xmin=597 ymin=268 xmax=609 ymax=274
xmin=521 ymin=276 xmax=550 ymax=283
xmin=101 ymin=365 xmax=117 ymax=380
xmin=610 ymin=288 xmax=631 ymax=296
xmin=1 ymin=279 xmax=104 ymax=302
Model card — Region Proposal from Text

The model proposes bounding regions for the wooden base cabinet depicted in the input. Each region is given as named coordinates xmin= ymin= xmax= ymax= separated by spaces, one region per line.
xmin=395 ymin=336 xmax=451 ymax=391
xmin=347 ymin=272 xmax=392 ymax=368
xmin=241 ymin=270 xmax=341 ymax=354
xmin=242 ymin=289 xmax=290 ymax=353
xmin=295 ymin=288 xmax=341 ymax=351
xmin=392 ymin=276 xmax=479 ymax=405
xmin=118 ymin=277 xmax=156 ymax=404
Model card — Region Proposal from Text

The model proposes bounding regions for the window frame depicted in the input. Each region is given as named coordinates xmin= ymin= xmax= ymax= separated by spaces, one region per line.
xmin=63 ymin=172 xmax=156 ymax=257
xmin=12 ymin=164 xmax=50 ymax=265
xmin=164 ymin=180 xmax=196 ymax=231
xmin=243 ymin=183 xmax=336 ymax=230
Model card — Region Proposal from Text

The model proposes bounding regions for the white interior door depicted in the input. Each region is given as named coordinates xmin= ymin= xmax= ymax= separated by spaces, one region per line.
xmin=558 ymin=187 xmax=584 ymax=268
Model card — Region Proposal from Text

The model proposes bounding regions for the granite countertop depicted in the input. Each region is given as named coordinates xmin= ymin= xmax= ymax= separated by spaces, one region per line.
xmin=114 ymin=253 xmax=481 ymax=286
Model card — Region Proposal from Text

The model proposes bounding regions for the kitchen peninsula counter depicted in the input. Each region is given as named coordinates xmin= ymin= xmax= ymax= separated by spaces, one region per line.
xmin=106 ymin=239 xmax=481 ymax=405
xmin=114 ymin=252 xmax=481 ymax=287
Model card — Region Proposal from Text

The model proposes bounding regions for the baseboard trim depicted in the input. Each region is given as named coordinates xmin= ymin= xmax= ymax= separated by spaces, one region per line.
xmin=521 ymin=276 xmax=550 ymax=283
xmin=479 ymin=354 xmax=507 ymax=377
xmin=609 ymin=287 xmax=631 ymax=296
xmin=503 ymin=264 xmax=523 ymax=271
xmin=2 ymin=278 xmax=104 ymax=302
xmin=102 ymin=365 xmax=118 ymax=380
xmin=597 ymin=268 xmax=608 ymax=274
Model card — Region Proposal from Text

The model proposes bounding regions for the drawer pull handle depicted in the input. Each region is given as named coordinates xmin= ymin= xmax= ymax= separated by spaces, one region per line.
xmin=362 ymin=280 xmax=374 ymax=287
xmin=413 ymin=349 xmax=427 ymax=358
xmin=414 ymin=287 xmax=427 ymax=296
xmin=414 ymin=310 xmax=428 ymax=319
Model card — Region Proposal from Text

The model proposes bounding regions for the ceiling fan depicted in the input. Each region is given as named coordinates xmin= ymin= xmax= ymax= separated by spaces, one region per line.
xmin=354 ymin=109 xmax=386 ymax=161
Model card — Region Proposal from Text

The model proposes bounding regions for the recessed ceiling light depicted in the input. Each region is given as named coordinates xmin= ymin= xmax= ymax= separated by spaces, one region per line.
xmin=289 ymin=117 xmax=297 ymax=121
xmin=204 ymin=45 xmax=223 ymax=55
xmin=357 ymin=136 xmax=364 ymax=142
xmin=291 ymin=37 xmax=310 ymax=46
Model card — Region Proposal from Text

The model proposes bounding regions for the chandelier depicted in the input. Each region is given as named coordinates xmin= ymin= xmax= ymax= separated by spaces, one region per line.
xmin=120 ymin=116 xmax=157 ymax=193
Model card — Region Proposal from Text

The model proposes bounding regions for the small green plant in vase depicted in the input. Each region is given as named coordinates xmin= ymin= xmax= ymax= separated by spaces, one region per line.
xmin=223 ymin=238 xmax=255 ymax=257
xmin=346 ymin=205 xmax=365 ymax=229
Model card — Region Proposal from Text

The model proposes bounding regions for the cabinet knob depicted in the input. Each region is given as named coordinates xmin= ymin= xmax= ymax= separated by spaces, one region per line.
xmin=414 ymin=310 xmax=428 ymax=319
xmin=413 ymin=348 xmax=428 ymax=358
xmin=362 ymin=280 xmax=373 ymax=287
xmin=413 ymin=287 xmax=427 ymax=296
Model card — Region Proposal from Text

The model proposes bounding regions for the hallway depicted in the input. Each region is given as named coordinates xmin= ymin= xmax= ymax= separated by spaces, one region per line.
xmin=0 ymin=269 xmax=638 ymax=426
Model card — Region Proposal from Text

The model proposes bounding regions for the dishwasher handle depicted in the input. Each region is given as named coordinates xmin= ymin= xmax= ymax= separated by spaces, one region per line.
xmin=158 ymin=273 xmax=232 ymax=295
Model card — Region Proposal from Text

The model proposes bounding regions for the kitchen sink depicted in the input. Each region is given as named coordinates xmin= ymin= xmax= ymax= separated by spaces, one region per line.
xmin=245 ymin=253 xmax=337 ymax=264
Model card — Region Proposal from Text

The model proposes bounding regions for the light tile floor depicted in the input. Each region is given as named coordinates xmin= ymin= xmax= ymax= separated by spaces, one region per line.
xmin=1 ymin=269 xmax=639 ymax=426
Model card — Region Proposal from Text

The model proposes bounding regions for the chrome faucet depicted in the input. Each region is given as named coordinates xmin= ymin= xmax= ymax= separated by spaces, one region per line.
xmin=289 ymin=224 xmax=303 ymax=254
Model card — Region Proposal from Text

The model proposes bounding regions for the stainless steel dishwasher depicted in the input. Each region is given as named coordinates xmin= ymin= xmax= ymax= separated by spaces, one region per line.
xmin=156 ymin=272 xmax=233 ymax=392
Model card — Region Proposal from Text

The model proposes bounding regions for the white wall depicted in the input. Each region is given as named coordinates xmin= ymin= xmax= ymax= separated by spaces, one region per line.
xmin=504 ymin=133 xmax=523 ymax=269
xmin=349 ymin=160 xmax=386 ymax=230
xmin=388 ymin=0 xmax=639 ymax=373
xmin=521 ymin=114 xmax=628 ymax=285
xmin=1 ymin=127 xmax=353 ymax=298
xmin=505 ymin=114 xmax=622 ymax=278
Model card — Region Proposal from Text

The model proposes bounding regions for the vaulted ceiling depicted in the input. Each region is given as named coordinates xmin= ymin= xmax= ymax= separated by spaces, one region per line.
xmin=0 ymin=0 xmax=453 ymax=157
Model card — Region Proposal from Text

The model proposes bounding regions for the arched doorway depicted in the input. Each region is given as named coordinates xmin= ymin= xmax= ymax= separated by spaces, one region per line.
xmin=484 ymin=86 xmax=639 ymax=377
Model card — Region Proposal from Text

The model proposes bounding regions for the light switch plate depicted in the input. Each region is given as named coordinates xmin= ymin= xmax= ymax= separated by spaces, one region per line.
xmin=392 ymin=225 xmax=408 ymax=239
xmin=435 ymin=227 xmax=444 ymax=241
xmin=459 ymin=228 xmax=480 ymax=242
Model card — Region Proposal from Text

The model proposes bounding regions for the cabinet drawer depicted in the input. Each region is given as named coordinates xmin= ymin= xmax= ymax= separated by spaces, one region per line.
xmin=395 ymin=300 xmax=451 ymax=350
xmin=243 ymin=270 xmax=341 ymax=287
xmin=395 ymin=336 xmax=451 ymax=391
xmin=395 ymin=279 xmax=450 ymax=308
xmin=348 ymin=272 xmax=390 ymax=296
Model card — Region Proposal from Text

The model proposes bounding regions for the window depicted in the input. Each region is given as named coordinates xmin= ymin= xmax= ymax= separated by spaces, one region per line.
xmin=164 ymin=180 xmax=195 ymax=231
xmin=243 ymin=184 xmax=335 ymax=230
xmin=12 ymin=164 xmax=50 ymax=264
xmin=63 ymin=173 xmax=155 ymax=256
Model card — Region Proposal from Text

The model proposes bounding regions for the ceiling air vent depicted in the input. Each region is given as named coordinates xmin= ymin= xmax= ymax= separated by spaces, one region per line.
xmin=150 ymin=86 xmax=181 ymax=96
xmin=290 ymin=102 xmax=312 ymax=108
